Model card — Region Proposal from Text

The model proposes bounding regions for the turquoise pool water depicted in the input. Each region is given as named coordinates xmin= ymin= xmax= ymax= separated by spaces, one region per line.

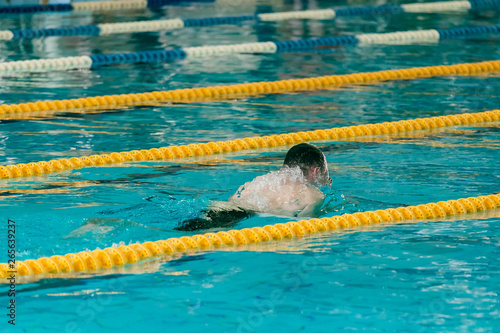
xmin=1 ymin=0 xmax=500 ymax=332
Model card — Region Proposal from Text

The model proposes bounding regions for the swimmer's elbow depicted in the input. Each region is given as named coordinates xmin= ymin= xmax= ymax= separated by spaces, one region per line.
xmin=297 ymin=205 xmax=319 ymax=218
xmin=297 ymin=201 xmax=323 ymax=218
xmin=298 ymin=192 xmax=325 ymax=217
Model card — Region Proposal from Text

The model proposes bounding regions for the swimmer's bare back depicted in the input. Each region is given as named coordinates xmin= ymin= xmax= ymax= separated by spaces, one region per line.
xmin=174 ymin=185 xmax=324 ymax=232
xmin=228 ymin=180 xmax=325 ymax=218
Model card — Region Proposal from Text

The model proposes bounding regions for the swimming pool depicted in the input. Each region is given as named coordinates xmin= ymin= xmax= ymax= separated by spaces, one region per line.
xmin=0 ymin=0 xmax=499 ymax=332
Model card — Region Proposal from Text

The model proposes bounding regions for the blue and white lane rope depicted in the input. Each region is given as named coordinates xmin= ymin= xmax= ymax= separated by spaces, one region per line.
xmin=1 ymin=24 xmax=499 ymax=74
xmin=0 ymin=0 xmax=212 ymax=16
xmin=0 ymin=0 xmax=499 ymax=40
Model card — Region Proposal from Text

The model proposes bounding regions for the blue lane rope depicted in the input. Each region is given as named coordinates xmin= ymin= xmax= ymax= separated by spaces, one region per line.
xmin=86 ymin=24 xmax=500 ymax=68
xmin=89 ymin=49 xmax=187 ymax=67
xmin=1 ymin=1 xmax=499 ymax=40
xmin=10 ymin=26 xmax=101 ymax=40
xmin=0 ymin=0 xmax=213 ymax=15
xmin=273 ymin=36 xmax=359 ymax=52
xmin=333 ymin=5 xmax=402 ymax=17
xmin=0 ymin=4 xmax=72 ymax=14
xmin=182 ymin=15 xmax=258 ymax=27
xmin=437 ymin=24 xmax=500 ymax=38
xmin=469 ymin=0 xmax=500 ymax=8
xmin=1 ymin=23 xmax=498 ymax=75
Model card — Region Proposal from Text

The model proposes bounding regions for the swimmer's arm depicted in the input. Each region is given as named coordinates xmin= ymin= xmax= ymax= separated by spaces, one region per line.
xmin=296 ymin=188 xmax=325 ymax=218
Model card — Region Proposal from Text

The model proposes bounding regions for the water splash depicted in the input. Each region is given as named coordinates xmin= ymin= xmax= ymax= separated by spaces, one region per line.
xmin=319 ymin=189 xmax=359 ymax=217
xmin=229 ymin=166 xmax=313 ymax=213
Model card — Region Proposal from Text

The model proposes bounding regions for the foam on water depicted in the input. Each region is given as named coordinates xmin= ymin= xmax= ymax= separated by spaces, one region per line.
xmin=229 ymin=166 xmax=314 ymax=214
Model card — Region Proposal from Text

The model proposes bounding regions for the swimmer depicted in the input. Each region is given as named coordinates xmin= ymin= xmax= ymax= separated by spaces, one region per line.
xmin=175 ymin=143 xmax=332 ymax=231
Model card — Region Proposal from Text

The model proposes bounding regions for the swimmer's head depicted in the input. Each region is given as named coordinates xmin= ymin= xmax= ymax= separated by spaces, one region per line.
xmin=283 ymin=143 xmax=331 ymax=187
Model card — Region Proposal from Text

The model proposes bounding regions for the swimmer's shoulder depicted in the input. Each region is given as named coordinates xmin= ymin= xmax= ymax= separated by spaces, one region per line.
xmin=295 ymin=186 xmax=325 ymax=217
xmin=309 ymin=186 xmax=326 ymax=200
xmin=296 ymin=183 xmax=325 ymax=201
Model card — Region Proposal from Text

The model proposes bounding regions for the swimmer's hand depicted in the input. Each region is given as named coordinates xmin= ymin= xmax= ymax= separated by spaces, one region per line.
xmin=318 ymin=200 xmax=350 ymax=215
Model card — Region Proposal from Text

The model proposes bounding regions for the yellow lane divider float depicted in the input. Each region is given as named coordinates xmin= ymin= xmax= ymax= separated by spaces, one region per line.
xmin=0 ymin=110 xmax=498 ymax=180
xmin=1 ymin=193 xmax=499 ymax=279
xmin=1 ymin=60 xmax=499 ymax=116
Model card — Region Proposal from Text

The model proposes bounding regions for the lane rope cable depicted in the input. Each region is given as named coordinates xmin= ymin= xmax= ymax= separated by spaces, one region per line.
xmin=0 ymin=59 xmax=499 ymax=116
xmin=1 ymin=1 xmax=499 ymax=40
xmin=0 ymin=0 xmax=497 ymax=19
xmin=0 ymin=0 xmax=211 ymax=15
xmin=1 ymin=193 xmax=498 ymax=279
xmin=0 ymin=109 xmax=498 ymax=180
xmin=1 ymin=24 xmax=500 ymax=73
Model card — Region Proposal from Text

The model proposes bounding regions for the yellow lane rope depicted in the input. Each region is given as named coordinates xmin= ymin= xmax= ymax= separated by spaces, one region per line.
xmin=1 ymin=110 xmax=499 ymax=180
xmin=1 ymin=60 xmax=499 ymax=116
xmin=1 ymin=193 xmax=498 ymax=279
